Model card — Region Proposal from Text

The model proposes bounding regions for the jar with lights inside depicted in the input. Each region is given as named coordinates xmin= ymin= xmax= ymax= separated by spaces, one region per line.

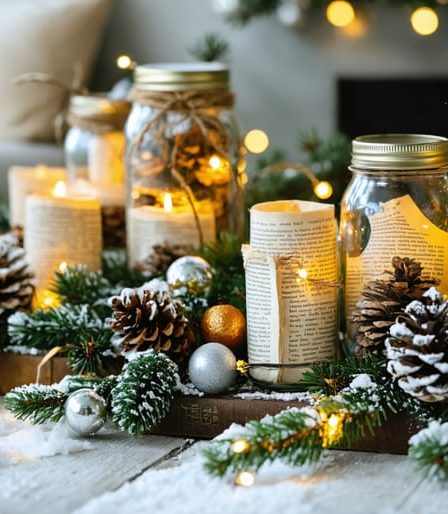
xmin=64 ymin=95 xmax=131 ymax=248
xmin=125 ymin=62 xmax=244 ymax=270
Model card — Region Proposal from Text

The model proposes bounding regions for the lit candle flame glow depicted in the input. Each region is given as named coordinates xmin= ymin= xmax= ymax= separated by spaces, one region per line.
xmin=52 ymin=181 xmax=67 ymax=198
xmin=163 ymin=193 xmax=173 ymax=212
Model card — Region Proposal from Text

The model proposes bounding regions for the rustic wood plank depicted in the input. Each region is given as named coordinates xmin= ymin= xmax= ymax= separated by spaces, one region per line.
xmin=0 ymin=424 xmax=187 ymax=514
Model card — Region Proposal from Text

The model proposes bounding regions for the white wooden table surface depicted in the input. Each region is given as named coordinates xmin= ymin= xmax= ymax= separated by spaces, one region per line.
xmin=0 ymin=401 xmax=446 ymax=514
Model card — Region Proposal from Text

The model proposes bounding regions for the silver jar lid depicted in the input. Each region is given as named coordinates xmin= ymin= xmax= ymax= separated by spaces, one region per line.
xmin=134 ymin=63 xmax=230 ymax=91
xmin=351 ymin=134 xmax=448 ymax=171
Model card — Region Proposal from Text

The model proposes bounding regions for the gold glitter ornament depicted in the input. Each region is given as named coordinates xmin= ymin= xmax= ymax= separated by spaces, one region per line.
xmin=201 ymin=304 xmax=246 ymax=350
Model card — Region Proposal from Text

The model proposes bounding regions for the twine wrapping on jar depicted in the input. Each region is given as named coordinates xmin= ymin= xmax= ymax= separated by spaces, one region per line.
xmin=128 ymin=88 xmax=235 ymax=246
xmin=66 ymin=109 xmax=129 ymax=135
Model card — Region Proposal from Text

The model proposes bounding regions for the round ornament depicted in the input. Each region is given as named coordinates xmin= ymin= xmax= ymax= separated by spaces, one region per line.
xmin=201 ymin=304 xmax=246 ymax=351
xmin=64 ymin=389 xmax=107 ymax=436
xmin=188 ymin=342 xmax=237 ymax=394
xmin=166 ymin=256 xmax=213 ymax=296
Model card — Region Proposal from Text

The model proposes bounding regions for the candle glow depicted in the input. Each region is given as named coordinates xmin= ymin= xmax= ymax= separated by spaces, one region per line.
xmin=163 ymin=193 xmax=173 ymax=212
xmin=52 ymin=181 xmax=67 ymax=198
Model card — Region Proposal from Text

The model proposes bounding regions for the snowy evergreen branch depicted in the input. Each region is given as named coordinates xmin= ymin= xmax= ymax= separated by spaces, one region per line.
xmin=204 ymin=385 xmax=386 ymax=477
xmin=8 ymin=304 xmax=111 ymax=350
xmin=409 ymin=421 xmax=448 ymax=482
xmin=111 ymin=352 xmax=178 ymax=435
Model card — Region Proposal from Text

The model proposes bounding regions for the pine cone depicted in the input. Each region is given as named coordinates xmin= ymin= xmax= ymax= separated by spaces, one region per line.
xmin=0 ymin=233 xmax=34 ymax=314
xmin=136 ymin=243 xmax=188 ymax=274
xmin=352 ymin=257 xmax=438 ymax=355
xmin=109 ymin=287 xmax=193 ymax=363
xmin=386 ymin=287 xmax=448 ymax=403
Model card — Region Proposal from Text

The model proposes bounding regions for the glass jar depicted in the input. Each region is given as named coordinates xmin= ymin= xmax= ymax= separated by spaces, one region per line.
xmin=340 ymin=134 xmax=448 ymax=355
xmin=125 ymin=63 xmax=244 ymax=270
xmin=64 ymin=95 xmax=131 ymax=247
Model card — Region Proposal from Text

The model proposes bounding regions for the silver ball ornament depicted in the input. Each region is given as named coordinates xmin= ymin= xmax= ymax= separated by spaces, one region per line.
xmin=64 ymin=389 xmax=107 ymax=436
xmin=166 ymin=256 xmax=213 ymax=296
xmin=188 ymin=342 xmax=237 ymax=394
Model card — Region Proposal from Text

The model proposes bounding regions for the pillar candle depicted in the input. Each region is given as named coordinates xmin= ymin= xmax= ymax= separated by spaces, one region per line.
xmin=8 ymin=166 xmax=67 ymax=228
xmin=127 ymin=194 xmax=216 ymax=269
xmin=25 ymin=181 xmax=102 ymax=303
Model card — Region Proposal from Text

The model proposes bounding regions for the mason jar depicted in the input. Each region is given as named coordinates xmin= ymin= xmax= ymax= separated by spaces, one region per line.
xmin=340 ymin=134 xmax=448 ymax=355
xmin=64 ymin=95 xmax=131 ymax=247
xmin=125 ymin=63 xmax=244 ymax=270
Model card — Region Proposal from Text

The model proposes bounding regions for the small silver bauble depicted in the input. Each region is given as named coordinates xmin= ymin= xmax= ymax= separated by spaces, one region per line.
xmin=188 ymin=342 xmax=237 ymax=394
xmin=64 ymin=389 xmax=107 ymax=436
xmin=166 ymin=256 xmax=213 ymax=296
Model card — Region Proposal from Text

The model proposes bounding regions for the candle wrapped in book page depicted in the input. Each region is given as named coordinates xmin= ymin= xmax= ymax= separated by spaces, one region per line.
xmin=243 ymin=200 xmax=338 ymax=387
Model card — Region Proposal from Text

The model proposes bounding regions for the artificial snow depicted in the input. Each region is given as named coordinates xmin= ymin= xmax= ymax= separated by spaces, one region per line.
xmin=0 ymin=422 xmax=92 ymax=463
xmin=3 ymin=345 xmax=42 ymax=356
xmin=409 ymin=420 xmax=448 ymax=447
xmin=235 ymin=390 xmax=313 ymax=402
xmin=348 ymin=374 xmax=377 ymax=391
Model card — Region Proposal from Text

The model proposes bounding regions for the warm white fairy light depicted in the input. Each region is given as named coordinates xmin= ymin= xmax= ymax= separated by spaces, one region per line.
xmin=52 ymin=181 xmax=67 ymax=198
xmin=410 ymin=7 xmax=439 ymax=36
xmin=235 ymin=471 xmax=256 ymax=487
xmin=326 ymin=0 xmax=355 ymax=28
xmin=209 ymin=155 xmax=222 ymax=170
xmin=230 ymin=439 xmax=250 ymax=454
xmin=116 ymin=54 xmax=133 ymax=70
xmin=244 ymin=129 xmax=270 ymax=154
xmin=297 ymin=268 xmax=308 ymax=280
xmin=163 ymin=193 xmax=173 ymax=212
xmin=314 ymin=181 xmax=333 ymax=200
xmin=58 ymin=262 xmax=68 ymax=273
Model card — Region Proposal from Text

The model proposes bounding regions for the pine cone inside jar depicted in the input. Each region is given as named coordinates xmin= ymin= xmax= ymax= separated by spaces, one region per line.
xmin=0 ymin=233 xmax=34 ymax=314
xmin=136 ymin=243 xmax=189 ymax=275
xmin=386 ymin=287 xmax=448 ymax=403
xmin=352 ymin=257 xmax=438 ymax=355
xmin=109 ymin=287 xmax=193 ymax=363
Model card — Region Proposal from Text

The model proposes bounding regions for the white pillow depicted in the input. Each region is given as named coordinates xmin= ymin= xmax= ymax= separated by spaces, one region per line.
xmin=0 ymin=0 xmax=112 ymax=142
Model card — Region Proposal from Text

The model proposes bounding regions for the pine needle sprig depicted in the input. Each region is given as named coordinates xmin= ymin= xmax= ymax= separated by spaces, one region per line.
xmin=8 ymin=304 xmax=111 ymax=350
xmin=110 ymin=352 xmax=178 ymax=435
xmin=409 ymin=421 xmax=448 ymax=482
xmin=52 ymin=266 xmax=111 ymax=307
xmin=189 ymin=32 xmax=230 ymax=62
xmin=102 ymin=251 xmax=152 ymax=289
xmin=299 ymin=355 xmax=387 ymax=395
xmin=4 ymin=384 xmax=68 ymax=424
xmin=66 ymin=331 xmax=120 ymax=376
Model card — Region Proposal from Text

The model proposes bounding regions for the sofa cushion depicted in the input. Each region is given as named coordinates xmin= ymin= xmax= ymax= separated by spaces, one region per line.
xmin=0 ymin=0 xmax=112 ymax=143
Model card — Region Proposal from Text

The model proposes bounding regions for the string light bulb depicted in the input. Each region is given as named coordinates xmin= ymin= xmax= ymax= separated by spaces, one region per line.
xmin=314 ymin=181 xmax=333 ymax=200
xmin=209 ymin=155 xmax=222 ymax=170
xmin=52 ymin=181 xmax=67 ymax=198
xmin=244 ymin=129 xmax=269 ymax=154
xmin=116 ymin=54 xmax=134 ymax=70
xmin=326 ymin=0 xmax=355 ymax=28
xmin=298 ymin=268 xmax=308 ymax=280
xmin=410 ymin=7 xmax=439 ymax=36
xmin=235 ymin=471 xmax=256 ymax=487
xmin=58 ymin=262 xmax=68 ymax=273
xmin=163 ymin=193 xmax=173 ymax=212
xmin=231 ymin=439 xmax=250 ymax=454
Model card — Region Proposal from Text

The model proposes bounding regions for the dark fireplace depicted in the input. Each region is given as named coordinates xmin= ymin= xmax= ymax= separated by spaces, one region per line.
xmin=337 ymin=78 xmax=448 ymax=138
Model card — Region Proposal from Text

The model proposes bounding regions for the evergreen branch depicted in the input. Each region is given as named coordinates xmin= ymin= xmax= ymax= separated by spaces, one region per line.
xmin=189 ymin=32 xmax=230 ymax=62
xmin=52 ymin=266 xmax=111 ymax=307
xmin=110 ymin=352 xmax=178 ymax=435
xmin=204 ymin=387 xmax=386 ymax=477
xmin=224 ymin=0 xmax=280 ymax=25
xmin=66 ymin=331 xmax=121 ymax=376
xmin=4 ymin=375 xmax=119 ymax=425
xmin=8 ymin=304 xmax=111 ymax=350
xmin=298 ymin=355 xmax=387 ymax=395
xmin=4 ymin=384 xmax=69 ymax=424
xmin=102 ymin=251 xmax=151 ymax=288
xmin=409 ymin=421 xmax=448 ymax=482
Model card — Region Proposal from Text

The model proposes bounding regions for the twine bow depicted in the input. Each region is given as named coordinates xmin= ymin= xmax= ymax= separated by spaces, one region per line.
xmin=128 ymin=88 xmax=235 ymax=246
xmin=14 ymin=64 xmax=87 ymax=143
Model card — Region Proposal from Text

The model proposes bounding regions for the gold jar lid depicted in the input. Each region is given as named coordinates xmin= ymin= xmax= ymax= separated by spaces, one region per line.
xmin=134 ymin=62 xmax=230 ymax=91
xmin=69 ymin=94 xmax=131 ymax=119
xmin=351 ymin=134 xmax=448 ymax=171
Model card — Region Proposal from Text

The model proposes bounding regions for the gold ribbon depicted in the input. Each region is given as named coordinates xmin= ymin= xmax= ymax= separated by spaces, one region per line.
xmin=36 ymin=346 xmax=64 ymax=384
xmin=14 ymin=64 xmax=87 ymax=143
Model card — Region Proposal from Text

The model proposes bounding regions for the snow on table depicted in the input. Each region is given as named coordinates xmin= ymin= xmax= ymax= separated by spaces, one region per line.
xmin=0 ymin=400 xmax=446 ymax=514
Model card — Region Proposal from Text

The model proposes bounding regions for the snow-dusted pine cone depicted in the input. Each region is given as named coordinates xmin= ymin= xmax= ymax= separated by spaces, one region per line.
xmin=353 ymin=257 xmax=438 ymax=355
xmin=386 ymin=287 xmax=448 ymax=403
xmin=0 ymin=233 xmax=34 ymax=314
xmin=109 ymin=287 xmax=193 ymax=363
